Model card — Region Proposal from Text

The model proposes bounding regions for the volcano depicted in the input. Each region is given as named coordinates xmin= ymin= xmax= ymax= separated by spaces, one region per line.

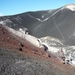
xmin=1 ymin=4 xmax=75 ymax=44
xmin=1 ymin=3 xmax=75 ymax=75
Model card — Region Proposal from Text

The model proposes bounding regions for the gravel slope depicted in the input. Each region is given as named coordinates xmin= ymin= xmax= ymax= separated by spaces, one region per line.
xmin=0 ymin=47 xmax=75 ymax=75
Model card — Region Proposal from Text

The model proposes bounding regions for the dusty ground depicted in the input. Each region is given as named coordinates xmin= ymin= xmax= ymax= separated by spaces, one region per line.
xmin=0 ymin=25 xmax=75 ymax=75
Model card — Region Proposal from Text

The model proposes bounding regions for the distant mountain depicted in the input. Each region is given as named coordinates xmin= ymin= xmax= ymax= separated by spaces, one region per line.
xmin=0 ymin=4 xmax=75 ymax=46
xmin=0 ymin=10 xmax=49 ymax=32
xmin=0 ymin=8 xmax=57 ymax=34
xmin=33 ymin=4 xmax=75 ymax=40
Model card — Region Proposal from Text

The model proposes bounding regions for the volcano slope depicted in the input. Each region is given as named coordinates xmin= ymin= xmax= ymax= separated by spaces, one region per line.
xmin=1 ymin=3 xmax=75 ymax=75
xmin=0 ymin=25 xmax=75 ymax=75
xmin=33 ymin=4 xmax=75 ymax=44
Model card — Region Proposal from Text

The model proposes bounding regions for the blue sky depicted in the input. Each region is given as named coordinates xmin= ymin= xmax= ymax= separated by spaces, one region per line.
xmin=0 ymin=0 xmax=75 ymax=16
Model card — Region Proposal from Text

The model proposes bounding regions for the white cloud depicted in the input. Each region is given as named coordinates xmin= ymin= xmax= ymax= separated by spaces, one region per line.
xmin=0 ymin=13 xmax=3 ymax=16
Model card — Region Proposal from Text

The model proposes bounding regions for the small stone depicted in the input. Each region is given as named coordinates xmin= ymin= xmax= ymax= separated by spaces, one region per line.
xmin=63 ymin=62 xmax=65 ymax=64
xmin=20 ymin=43 xmax=24 ymax=47
xmin=48 ymin=55 xmax=51 ymax=58
xmin=19 ymin=48 xmax=23 ymax=51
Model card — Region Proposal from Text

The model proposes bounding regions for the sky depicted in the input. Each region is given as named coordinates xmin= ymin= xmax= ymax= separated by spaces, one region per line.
xmin=0 ymin=0 xmax=75 ymax=16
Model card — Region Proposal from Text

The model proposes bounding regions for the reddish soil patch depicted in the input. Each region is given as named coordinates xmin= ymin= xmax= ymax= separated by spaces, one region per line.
xmin=0 ymin=25 xmax=48 ymax=58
